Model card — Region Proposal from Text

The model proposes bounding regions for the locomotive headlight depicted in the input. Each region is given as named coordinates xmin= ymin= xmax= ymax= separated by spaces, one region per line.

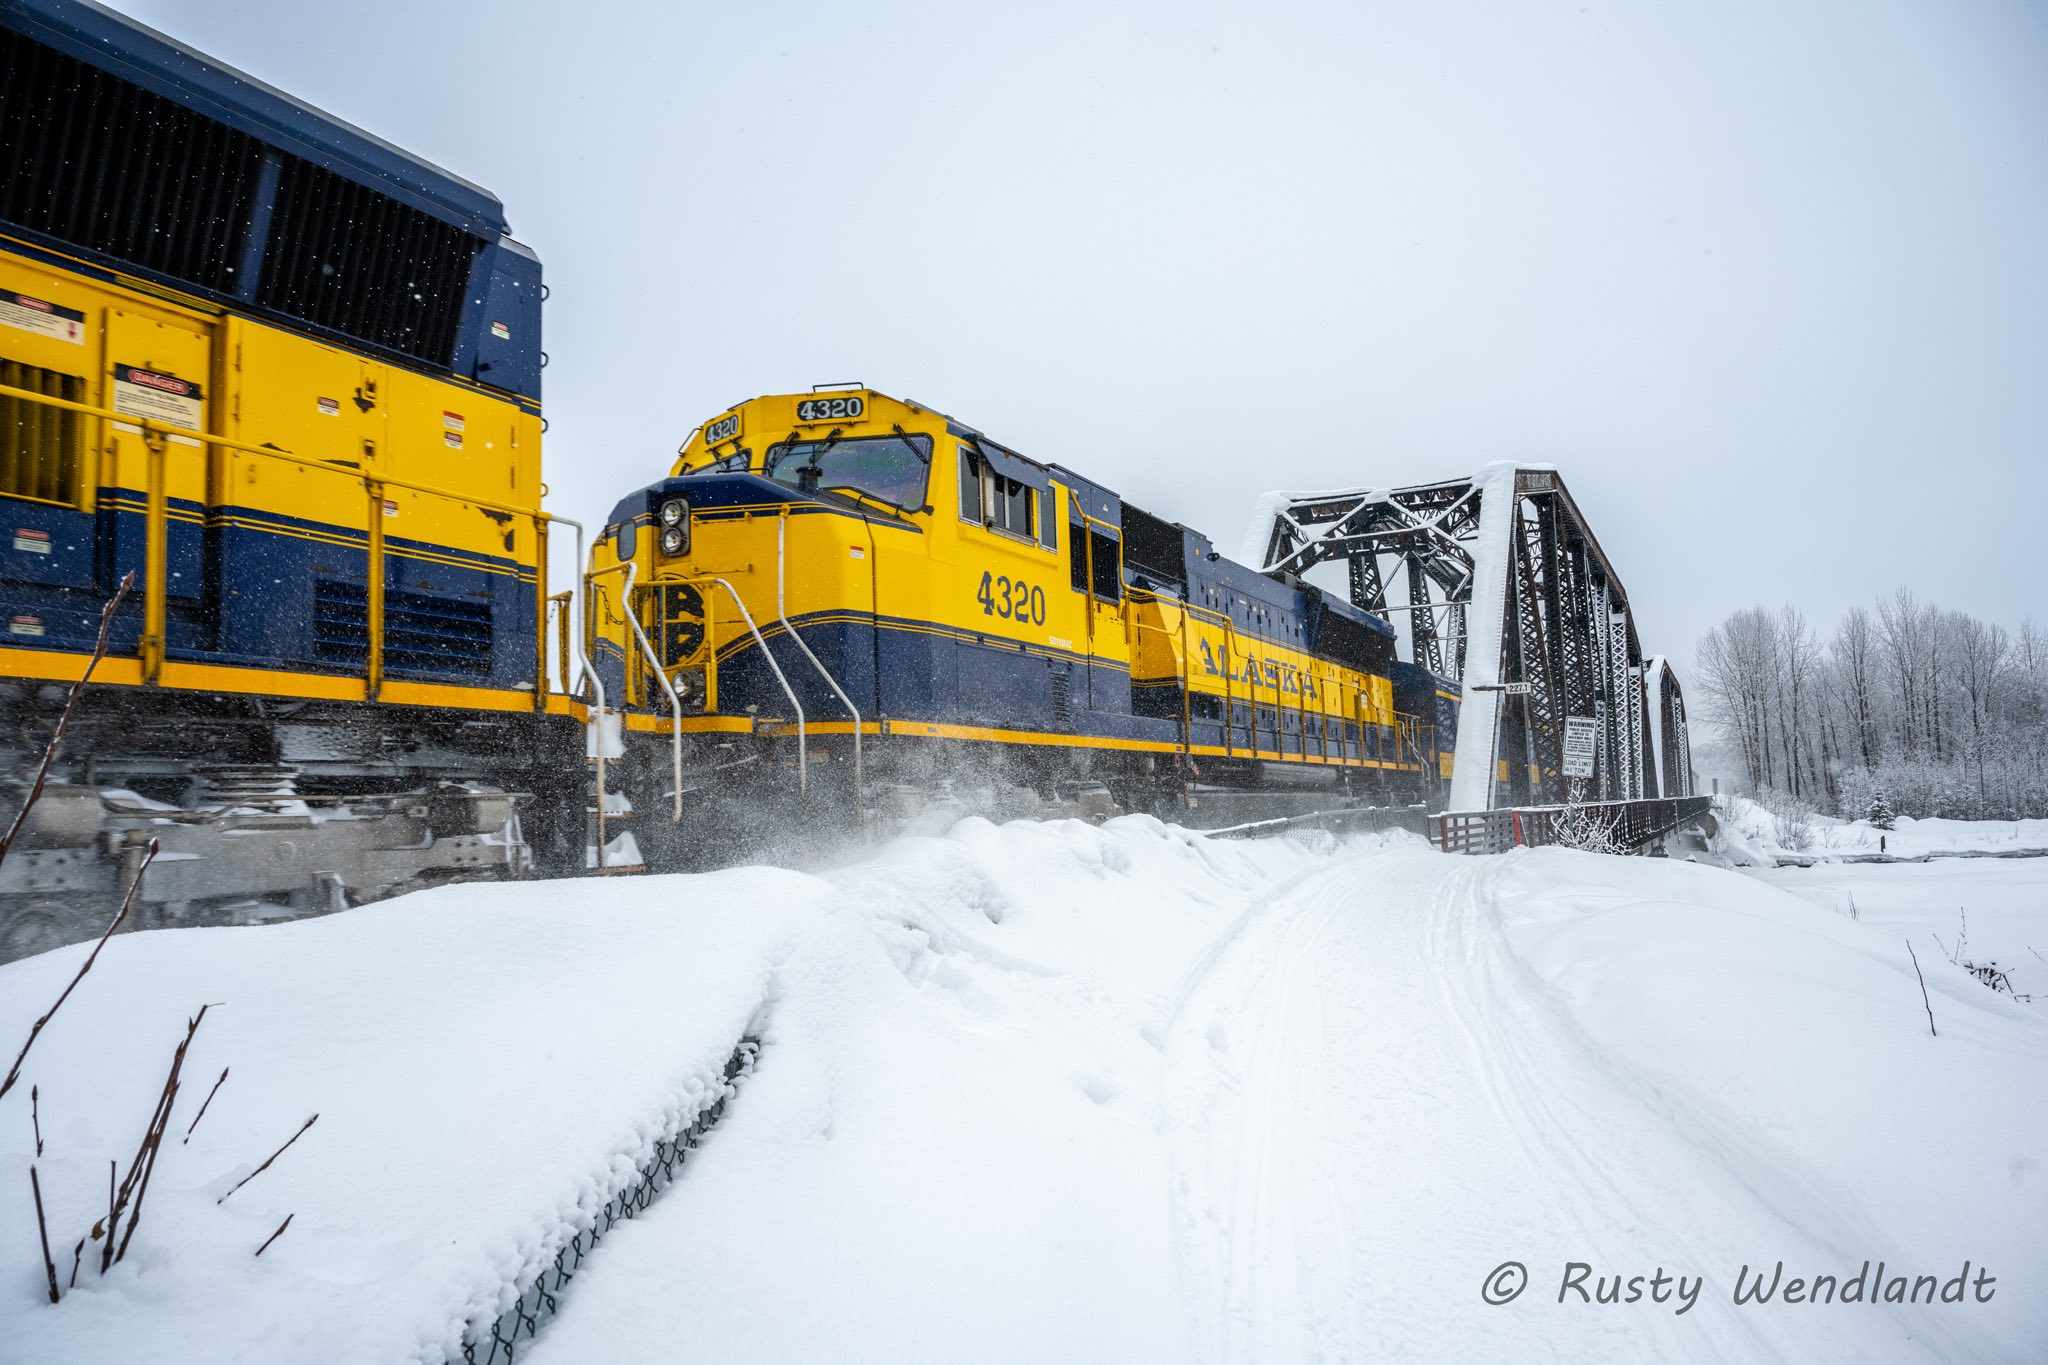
xmin=657 ymin=498 xmax=689 ymax=556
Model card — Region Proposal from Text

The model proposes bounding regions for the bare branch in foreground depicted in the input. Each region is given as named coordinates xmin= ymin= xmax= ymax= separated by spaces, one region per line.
xmin=253 ymin=1213 xmax=294 ymax=1257
xmin=30 ymin=1166 xmax=59 ymax=1304
xmin=218 ymin=1113 xmax=318 ymax=1204
xmin=1907 ymin=939 xmax=1937 ymax=1037
xmin=183 ymin=1066 xmax=229 ymax=1144
xmin=0 ymin=570 xmax=134 ymax=869
xmin=111 ymin=1004 xmax=209 ymax=1268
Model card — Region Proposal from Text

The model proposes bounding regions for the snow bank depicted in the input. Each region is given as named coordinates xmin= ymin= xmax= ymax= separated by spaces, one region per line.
xmin=524 ymin=816 xmax=1350 ymax=1365
xmin=1756 ymin=858 xmax=2048 ymax=999
xmin=1490 ymin=849 xmax=2048 ymax=1360
xmin=0 ymin=871 xmax=820 ymax=1364
xmin=1715 ymin=794 xmax=2048 ymax=864
xmin=4 ymin=820 xmax=2043 ymax=1363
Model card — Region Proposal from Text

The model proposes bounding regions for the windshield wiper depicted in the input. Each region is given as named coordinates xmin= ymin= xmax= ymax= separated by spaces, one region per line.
xmin=826 ymin=484 xmax=907 ymax=518
xmin=891 ymin=423 xmax=929 ymax=465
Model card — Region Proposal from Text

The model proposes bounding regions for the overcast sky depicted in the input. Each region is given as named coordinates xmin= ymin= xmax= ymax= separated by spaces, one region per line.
xmin=114 ymin=0 xmax=2048 ymax=665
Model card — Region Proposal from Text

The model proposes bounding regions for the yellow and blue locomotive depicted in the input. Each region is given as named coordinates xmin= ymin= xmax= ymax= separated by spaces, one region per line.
xmin=586 ymin=388 xmax=1459 ymax=865
xmin=0 ymin=0 xmax=583 ymax=955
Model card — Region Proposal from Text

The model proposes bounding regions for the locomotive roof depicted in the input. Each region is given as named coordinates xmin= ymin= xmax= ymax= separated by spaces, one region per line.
xmin=4 ymin=0 xmax=506 ymax=237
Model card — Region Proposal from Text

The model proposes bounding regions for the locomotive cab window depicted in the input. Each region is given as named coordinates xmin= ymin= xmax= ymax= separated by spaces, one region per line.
xmin=766 ymin=433 xmax=930 ymax=510
xmin=958 ymin=443 xmax=1047 ymax=544
xmin=1069 ymin=518 xmax=1122 ymax=603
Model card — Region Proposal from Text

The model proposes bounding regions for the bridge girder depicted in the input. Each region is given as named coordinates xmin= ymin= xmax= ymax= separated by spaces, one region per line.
xmin=1249 ymin=464 xmax=1693 ymax=811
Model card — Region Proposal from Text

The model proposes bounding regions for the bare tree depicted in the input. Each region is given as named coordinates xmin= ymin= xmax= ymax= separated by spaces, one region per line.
xmin=1833 ymin=606 xmax=1881 ymax=771
xmin=1703 ymin=593 xmax=2046 ymax=822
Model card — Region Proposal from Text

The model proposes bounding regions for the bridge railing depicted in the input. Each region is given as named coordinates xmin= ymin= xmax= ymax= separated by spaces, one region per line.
xmin=1436 ymin=795 xmax=1713 ymax=856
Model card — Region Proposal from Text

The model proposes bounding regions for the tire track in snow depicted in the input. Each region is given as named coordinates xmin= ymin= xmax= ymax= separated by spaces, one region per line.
xmin=1165 ymin=844 xmax=1958 ymax=1363
xmin=1164 ymin=860 xmax=1319 ymax=1363
xmin=1429 ymin=856 xmax=1969 ymax=1363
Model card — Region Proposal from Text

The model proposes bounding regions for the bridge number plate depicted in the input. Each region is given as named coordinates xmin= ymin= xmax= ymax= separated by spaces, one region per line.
xmin=1562 ymin=715 xmax=1599 ymax=778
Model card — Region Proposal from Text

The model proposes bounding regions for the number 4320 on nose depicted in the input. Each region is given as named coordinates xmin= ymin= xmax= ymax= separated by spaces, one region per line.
xmin=977 ymin=571 xmax=1047 ymax=626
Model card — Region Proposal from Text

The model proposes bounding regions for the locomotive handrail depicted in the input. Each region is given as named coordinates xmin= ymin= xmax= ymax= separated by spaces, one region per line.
xmin=1128 ymin=585 xmax=1253 ymax=758
xmin=1072 ymin=503 xmax=1119 ymax=659
xmin=0 ymin=380 xmax=582 ymax=713
xmin=1123 ymin=589 xmax=1384 ymax=774
xmin=677 ymin=573 xmax=809 ymax=794
xmin=549 ymin=592 xmax=576 ymax=695
xmin=588 ymin=560 xmax=684 ymax=825
xmin=0 ymin=382 xmax=563 ymax=524
xmin=1121 ymin=603 xmax=1194 ymax=770
xmin=1146 ymin=580 xmax=1419 ymax=772
xmin=775 ymin=509 xmax=863 ymax=816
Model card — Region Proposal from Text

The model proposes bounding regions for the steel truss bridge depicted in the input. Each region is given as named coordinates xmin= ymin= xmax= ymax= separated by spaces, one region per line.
xmin=1249 ymin=464 xmax=1698 ymax=840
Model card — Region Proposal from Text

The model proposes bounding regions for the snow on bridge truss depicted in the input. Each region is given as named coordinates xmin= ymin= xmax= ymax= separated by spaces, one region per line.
xmin=1245 ymin=464 xmax=1694 ymax=813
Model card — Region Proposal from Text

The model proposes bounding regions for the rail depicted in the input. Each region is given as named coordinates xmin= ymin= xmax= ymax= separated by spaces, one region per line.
xmin=587 ymin=561 xmax=684 ymax=825
xmin=775 ymin=510 xmax=862 ymax=811
xmin=1435 ymin=795 xmax=1713 ymax=855
xmin=0 ymin=380 xmax=584 ymax=710
xmin=687 ymin=574 xmax=810 ymax=793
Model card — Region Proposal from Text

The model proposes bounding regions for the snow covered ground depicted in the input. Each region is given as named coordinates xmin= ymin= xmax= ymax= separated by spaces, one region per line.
xmin=3 ymin=818 xmax=2043 ymax=1363
xmin=1714 ymin=794 xmax=2048 ymax=864
xmin=1756 ymin=858 xmax=2048 ymax=1002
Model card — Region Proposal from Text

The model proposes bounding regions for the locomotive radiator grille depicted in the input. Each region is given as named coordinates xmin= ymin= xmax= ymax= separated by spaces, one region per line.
xmin=0 ymin=360 xmax=83 ymax=505
xmin=313 ymin=578 xmax=493 ymax=676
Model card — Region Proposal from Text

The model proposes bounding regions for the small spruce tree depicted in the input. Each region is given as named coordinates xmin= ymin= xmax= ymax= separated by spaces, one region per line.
xmin=1866 ymin=787 xmax=1897 ymax=831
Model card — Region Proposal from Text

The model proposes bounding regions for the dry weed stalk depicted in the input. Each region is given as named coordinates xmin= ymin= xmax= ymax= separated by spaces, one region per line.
xmin=30 ymin=1166 xmax=59 ymax=1304
xmin=106 ymin=1004 xmax=210 ymax=1269
xmin=1 ymin=838 xmax=159 ymax=1102
xmin=218 ymin=1113 xmax=318 ymax=1204
xmin=0 ymin=571 xmax=134 ymax=867
xmin=253 ymin=1213 xmax=294 ymax=1257
xmin=1907 ymin=939 xmax=1937 ymax=1037
xmin=184 ymin=1066 xmax=229 ymax=1144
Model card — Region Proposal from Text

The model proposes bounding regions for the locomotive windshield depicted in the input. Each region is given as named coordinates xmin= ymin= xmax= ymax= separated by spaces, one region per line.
xmin=765 ymin=434 xmax=932 ymax=510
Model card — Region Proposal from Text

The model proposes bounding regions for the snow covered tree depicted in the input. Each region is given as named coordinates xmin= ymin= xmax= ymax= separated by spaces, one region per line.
xmin=1866 ymin=787 xmax=1896 ymax=830
xmin=1700 ymin=594 xmax=2047 ymax=822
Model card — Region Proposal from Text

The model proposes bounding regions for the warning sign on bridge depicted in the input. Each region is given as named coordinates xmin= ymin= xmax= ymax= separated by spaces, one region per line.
xmin=1562 ymin=716 xmax=1600 ymax=779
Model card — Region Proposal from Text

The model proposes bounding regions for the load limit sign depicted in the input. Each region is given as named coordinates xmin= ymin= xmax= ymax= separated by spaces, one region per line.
xmin=1562 ymin=716 xmax=1599 ymax=779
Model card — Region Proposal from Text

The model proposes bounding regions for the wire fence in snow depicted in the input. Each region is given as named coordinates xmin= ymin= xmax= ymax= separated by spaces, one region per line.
xmin=460 ymin=1037 xmax=762 ymax=1364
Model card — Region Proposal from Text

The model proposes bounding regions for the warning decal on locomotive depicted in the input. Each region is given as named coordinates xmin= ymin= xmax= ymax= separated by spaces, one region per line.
xmin=112 ymin=363 xmax=204 ymax=432
xmin=0 ymin=292 xmax=85 ymax=343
